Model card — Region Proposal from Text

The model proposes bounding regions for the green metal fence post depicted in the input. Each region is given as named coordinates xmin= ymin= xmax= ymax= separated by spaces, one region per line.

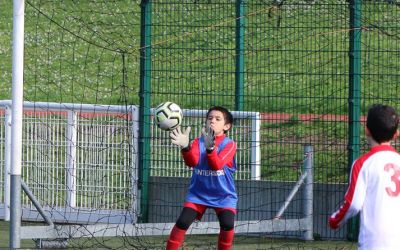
xmin=138 ymin=0 xmax=152 ymax=223
xmin=235 ymin=0 xmax=245 ymax=111
xmin=348 ymin=0 xmax=362 ymax=241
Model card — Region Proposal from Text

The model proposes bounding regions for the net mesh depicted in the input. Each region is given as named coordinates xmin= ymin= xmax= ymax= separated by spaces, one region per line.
xmin=1 ymin=0 xmax=400 ymax=249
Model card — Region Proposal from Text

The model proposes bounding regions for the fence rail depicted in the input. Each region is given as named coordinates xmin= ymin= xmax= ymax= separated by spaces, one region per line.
xmin=0 ymin=101 xmax=138 ymax=223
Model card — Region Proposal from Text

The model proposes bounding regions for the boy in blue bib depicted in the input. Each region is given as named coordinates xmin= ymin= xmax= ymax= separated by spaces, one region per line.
xmin=167 ymin=106 xmax=237 ymax=250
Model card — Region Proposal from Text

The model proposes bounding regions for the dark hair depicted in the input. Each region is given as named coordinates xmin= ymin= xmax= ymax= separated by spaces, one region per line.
xmin=206 ymin=106 xmax=234 ymax=133
xmin=366 ymin=104 xmax=399 ymax=143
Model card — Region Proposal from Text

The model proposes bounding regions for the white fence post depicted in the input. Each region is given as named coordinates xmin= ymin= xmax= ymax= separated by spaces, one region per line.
xmin=251 ymin=113 xmax=261 ymax=180
xmin=4 ymin=105 xmax=12 ymax=221
xmin=131 ymin=106 xmax=139 ymax=224
xmin=66 ymin=110 xmax=77 ymax=208
xmin=302 ymin=144 xmax=314 ymax=240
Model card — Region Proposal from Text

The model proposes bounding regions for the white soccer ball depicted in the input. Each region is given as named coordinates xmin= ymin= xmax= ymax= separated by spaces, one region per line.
xmin=154 ymin=101 xmax=183 ymax=131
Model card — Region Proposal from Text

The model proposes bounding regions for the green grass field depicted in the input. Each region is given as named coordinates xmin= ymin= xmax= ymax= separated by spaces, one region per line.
xmin=1 ymin=1 xmax=399 ymax=110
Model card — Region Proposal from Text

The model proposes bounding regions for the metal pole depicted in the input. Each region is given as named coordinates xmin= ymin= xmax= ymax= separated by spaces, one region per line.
xmin=302 ymin=145 xmax=313 ymax=240
xmin=4 ymin=106 xmax=12 ymax=221
xmin=131 ymin=106 xmax=140 ymax=224
xmin=66 ymin=111 xmax=77 ymax=208
xmin=21 ymin=180 xmax=53 ymax=226
xmin=138 ymin=0 xmax=152 ymax=223
xmin=274 ymin=171 xmax=308 ymax=219
xmin=251 ymin=113 xmax=261 ymax=180
xmin=10 ymin=0 xmax=25 ymax=248
xmin=235 ymin=0 xmax=245 ymax=111
xmin=348 ymin=0 xmax=362 ymax=241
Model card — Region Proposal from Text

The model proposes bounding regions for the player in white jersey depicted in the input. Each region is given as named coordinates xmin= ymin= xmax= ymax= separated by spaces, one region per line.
xmin=329 ymin=104 xmax=400 ymax=250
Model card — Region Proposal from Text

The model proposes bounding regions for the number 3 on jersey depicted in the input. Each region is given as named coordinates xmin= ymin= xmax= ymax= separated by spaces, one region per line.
xmin=384 ymin=163 xmax=400 ymax=197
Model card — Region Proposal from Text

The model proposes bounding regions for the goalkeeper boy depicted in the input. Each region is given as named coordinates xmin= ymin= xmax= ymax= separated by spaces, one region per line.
xmin=166 ymin=106 xmax=237 ymax=250
xmin=329 ymin=104 xmax=400 ymax=249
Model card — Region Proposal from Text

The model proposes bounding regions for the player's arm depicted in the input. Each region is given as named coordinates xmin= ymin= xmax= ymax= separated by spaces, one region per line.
xmin=206 ymin=141 xmax=236 ymax=170
xmin=181 ymin=138 xmax=200 ymax=167
xmin=170 ymin=126 xmax=199 ymax=167
xmin=329 ymin=159 xmax=366 ymax=229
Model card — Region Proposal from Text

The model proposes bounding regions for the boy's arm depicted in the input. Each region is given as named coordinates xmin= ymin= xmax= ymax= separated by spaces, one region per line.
xmin=181 ymin=138 xmax=200 ymax=167
xmin=170 ymin=126 xmax=199 ymax=167
xmin=329 ymin=159 xmax=366 ymax=229
xmin=206 ymin=141 xmax=236 ymax=170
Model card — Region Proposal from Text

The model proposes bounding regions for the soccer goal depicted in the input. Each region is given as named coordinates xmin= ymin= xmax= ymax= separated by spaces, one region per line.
xmin=1 ymin=100 xmax=313 ymax=248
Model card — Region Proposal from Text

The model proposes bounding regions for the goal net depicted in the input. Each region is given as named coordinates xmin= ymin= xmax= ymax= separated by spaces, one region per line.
xmin=0 ymin=0 xmax=368 ymax=249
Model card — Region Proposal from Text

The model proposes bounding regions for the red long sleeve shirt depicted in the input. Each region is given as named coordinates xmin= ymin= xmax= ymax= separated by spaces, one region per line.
xmin=182 ymin=134 xmax=236 ymax=171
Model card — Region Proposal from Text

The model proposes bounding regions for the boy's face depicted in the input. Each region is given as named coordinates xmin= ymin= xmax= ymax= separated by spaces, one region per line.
xmin=206 ymin=110 xmax=231 ymax=136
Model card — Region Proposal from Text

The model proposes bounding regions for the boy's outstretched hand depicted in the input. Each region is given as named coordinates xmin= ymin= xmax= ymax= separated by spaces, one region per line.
xmin=328 ymin=216 xmax=340 ymax=230
xmin=170 ymin=126 xmax=191 ymax=148
xmin=202 ymin=126 xmax=215 ymax=151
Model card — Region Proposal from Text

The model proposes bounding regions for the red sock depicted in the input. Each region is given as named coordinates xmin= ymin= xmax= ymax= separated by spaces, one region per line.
xmin=166 ymin=225 xmax=187 ymax=250
xmin=218 ymin=229 xmax=234 ymax=250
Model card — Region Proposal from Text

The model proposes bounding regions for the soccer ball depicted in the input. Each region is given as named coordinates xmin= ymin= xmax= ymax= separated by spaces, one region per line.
xmin=154 ymin=101 xmax=183 ymax=131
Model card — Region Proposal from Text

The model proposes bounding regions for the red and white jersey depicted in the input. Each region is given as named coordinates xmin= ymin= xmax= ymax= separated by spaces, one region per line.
xmin=329 ymin=144 xmax=400 ymax=250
